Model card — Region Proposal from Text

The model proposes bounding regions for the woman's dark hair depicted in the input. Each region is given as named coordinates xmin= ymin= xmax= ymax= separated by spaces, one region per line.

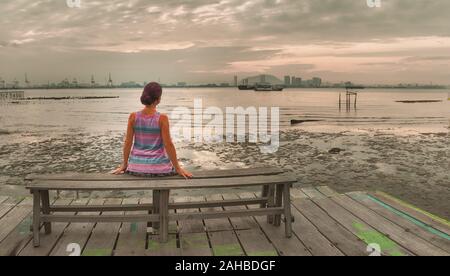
xmin=141 ymin=82 xmax=163 ymax=106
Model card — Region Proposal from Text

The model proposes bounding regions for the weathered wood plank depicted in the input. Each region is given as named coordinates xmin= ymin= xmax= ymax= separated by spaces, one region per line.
xmin=175 ymin=196 xmax=205 ymax=234
xmin=48 ymin=198 xmax=266 ymax=212
xmin=27 ymin=174 xmax=296 ymax=191
xmin=202 ymin=194 xmax=233 ymax=232
xmin=242 ymin=192 xmax=310 ymax=256
xmin=49 ymin=198 xmax=104 ymax=256
xmin=19 ymin=198 xmax=79 ymax=256
xmin=0 ymin=197 xmax=59 ymax=256
xmin=347 ymin=192 xmax=450 ymax=254
xmin=292 ymin=198 xmax=369 ymax=256
xmin=233 ymin=193 xmax=279 ymax=256
xmin=289 ymin=204 xmax=344 ymax=256
xmin=310 ymin=196 xmax=412 ymax=256
xmin=330 ymin=194 xmax=449 ymax=256
xmin=0 ymin=196 xmax=9 ymax=204
xmin=147 ymin=234 xmax=180 ymax=256
xmin=290 ymin=188 xmax=308 ymax=200
xmin=301 ymin=187 xmax=326 ymax=199
xmin=0 ymin=197 xmax=22 ymax=219
xmin=81 ymin=198 xmax=123 ymax=256
xmin=180 ymin=232 xmax=212 ymax=256
xmin=236 ymin=229 xmax=278 ymax=256
xmin=209 ymin=231 xmax=245 ymax=256
xmin=222 ymin=194 xmax=260 ymax=230
xmin=254 ymin=216 xmax=311 ymax=256
xmin=0 ymin=198 xmax=33 ymax=243
xmin=26 ymin=167 xmax=284 ymax=181
xmin=316 ymin=186 xmax=339 ymax=197
xmin=114 ymin=198 xmax=147 ymax=256
xmin=372 ymin=191 xmax=450 ymax=236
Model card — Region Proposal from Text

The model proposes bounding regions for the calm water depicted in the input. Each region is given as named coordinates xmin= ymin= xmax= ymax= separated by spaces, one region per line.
xmin=0 ymin=88 xmax=449 ymax=143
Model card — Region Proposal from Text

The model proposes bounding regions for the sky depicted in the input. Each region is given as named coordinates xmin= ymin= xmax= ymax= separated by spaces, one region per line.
xmin=0 ymin=0 xmax=450 ymax=85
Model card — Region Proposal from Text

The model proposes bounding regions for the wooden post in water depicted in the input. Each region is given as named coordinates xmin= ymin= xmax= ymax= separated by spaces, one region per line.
xmin=341 ymin=87 xmax=361 ymax=111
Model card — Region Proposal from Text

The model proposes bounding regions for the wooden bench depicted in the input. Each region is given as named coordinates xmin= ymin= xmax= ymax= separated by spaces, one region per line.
xmin=25 ymin=167 xmax=296 ymax=247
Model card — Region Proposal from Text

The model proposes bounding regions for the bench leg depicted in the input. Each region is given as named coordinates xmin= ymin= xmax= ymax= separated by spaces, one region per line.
xmin=153 ymin=190 xmax=160 ymax=230
xmin=274 ymin=185 xmax=283 ymax=227
xmin=41 ymin=191 xmax=52 ymax=235
xmin=159 ymin=190 xmax=169 ymax=243
xmin=266 ymin=185 xmax=275 ymax=224
xmin=261 ymin=185 xmax=269 ymax=208
xmin=32 ymin=191 xmax=41 ymax=247
xmin=283 ymin=184 xmax=293 ymax=238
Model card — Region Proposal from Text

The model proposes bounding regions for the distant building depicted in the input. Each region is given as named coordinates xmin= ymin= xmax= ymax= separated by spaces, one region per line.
xmin=312 ymin=77 xmax=322 ymax=87
xmin=260 ymin=75 xmax=266 ymax=83
xmin=220 ymin=83 xmax=230 ymax=87
xmin=292 ymin=77 xmax=302 ymax=87
xmin=234 ymin=76 xmax=238 ymax=87
xmin=177 ymin=82 xmax=187 ymax=87
xmin=120 ymin=81 xmax=143 ymax=88
xmin=284 ymin=76 xmax=291 ymax=86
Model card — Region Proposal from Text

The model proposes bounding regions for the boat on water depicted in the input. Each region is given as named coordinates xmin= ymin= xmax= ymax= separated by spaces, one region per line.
xmin=238 ymin=85 xmax=255 ymax=90
xmin=238 ymin=83 xmax=284 ymax=92
xmin=254 ymin=83 xmax=284 ymax=92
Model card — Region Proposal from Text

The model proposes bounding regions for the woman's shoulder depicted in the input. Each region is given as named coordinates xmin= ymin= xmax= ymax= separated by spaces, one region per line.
xmin=130 ymin=112 xmax=138 ymax=119
xmin=159 ymin=113 xmax=169 ymax=121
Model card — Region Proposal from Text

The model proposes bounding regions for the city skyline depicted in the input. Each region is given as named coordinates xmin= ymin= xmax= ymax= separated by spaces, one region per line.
xmin=1 ymin=1 xmax=450 ymax=85
xmin=1 ymin=72 xmax=446 ymax=90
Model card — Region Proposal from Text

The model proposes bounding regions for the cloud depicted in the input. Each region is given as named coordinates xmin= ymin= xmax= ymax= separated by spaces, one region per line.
xmin=0 ymin=0 xmax=450 ymax=84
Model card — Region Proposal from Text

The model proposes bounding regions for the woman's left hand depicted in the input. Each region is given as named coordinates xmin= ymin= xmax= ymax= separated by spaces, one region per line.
xmin=112 ymin=164 xmax=127 ymax=175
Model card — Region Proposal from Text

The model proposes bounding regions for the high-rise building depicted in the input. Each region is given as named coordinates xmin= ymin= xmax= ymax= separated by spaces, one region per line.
xmin=234 ymin=75 xmax=238 ymax=87
xmin=284 ymin=76 xmax=291 ymax=86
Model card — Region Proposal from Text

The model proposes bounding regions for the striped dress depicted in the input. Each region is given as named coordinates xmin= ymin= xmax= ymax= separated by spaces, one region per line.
xmin=127 ymin=111 xmax=175 ymax=175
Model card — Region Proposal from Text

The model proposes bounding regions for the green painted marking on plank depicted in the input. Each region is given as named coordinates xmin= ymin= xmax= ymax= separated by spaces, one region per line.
xmin=18 ymin=217 xmax=32 ymax=235
xmin=213 ymin=244 xmax=243 ymax=256
xmin=248 ymin=250 xmax=278 ymax=257
xmin=148 ymin=236 xmax=177 ymax=251
xmin=148 ymin=239 xmax=162 ymax=251
xmin=352 ymin=222 xmax=404 ymax=256
xmin=376 ymin=191 xmax=450 ymax=228
xmin=366 ymin=195 xmax=450 ymax=241
xmin=82 ymin=249 xmax=112 ymax=256
xmin=181 ymin=233 xmax=209 ymax=249
xmin=130 ymin=223 xmax=137 ymax=233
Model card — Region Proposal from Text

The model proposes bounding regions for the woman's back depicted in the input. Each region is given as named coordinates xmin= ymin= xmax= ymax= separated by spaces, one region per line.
xmin=127 ymin=111 xmax=174 ymax=175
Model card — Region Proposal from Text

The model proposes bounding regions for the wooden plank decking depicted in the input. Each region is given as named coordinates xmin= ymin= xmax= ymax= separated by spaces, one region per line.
xmin=0 ymin=186 xmax=449 ymax=256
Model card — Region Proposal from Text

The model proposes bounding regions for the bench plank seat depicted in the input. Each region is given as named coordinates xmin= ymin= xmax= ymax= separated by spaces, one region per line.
xmin=25 ymin=167 xmax=295 ymax=246
xmin=26 ymin=167 xmax=284 ymax=182
xmin=26 ymin=174 xmax=296 ymax=191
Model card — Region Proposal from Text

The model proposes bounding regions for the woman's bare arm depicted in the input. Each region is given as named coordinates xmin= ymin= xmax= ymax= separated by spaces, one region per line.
xmin=160 ymin=114 xmax=193 ymax=179
xmin=112 ymin=113 xmax=135 ymax=174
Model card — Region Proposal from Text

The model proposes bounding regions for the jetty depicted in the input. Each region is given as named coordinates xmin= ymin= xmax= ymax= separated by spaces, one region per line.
xmin=0 ymin=186 xmax=449 ymax=256
xmin=0 ymin=91 xmax=24 ymax=101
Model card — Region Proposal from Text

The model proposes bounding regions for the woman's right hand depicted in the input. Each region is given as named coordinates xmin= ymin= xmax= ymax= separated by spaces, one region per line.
xmin=176 ymin=167 xmax=193 ymax=179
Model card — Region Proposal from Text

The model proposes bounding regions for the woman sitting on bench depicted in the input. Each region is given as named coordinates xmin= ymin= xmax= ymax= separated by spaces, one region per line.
xmin=112 ymin=82 xmax=193 ymax=179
